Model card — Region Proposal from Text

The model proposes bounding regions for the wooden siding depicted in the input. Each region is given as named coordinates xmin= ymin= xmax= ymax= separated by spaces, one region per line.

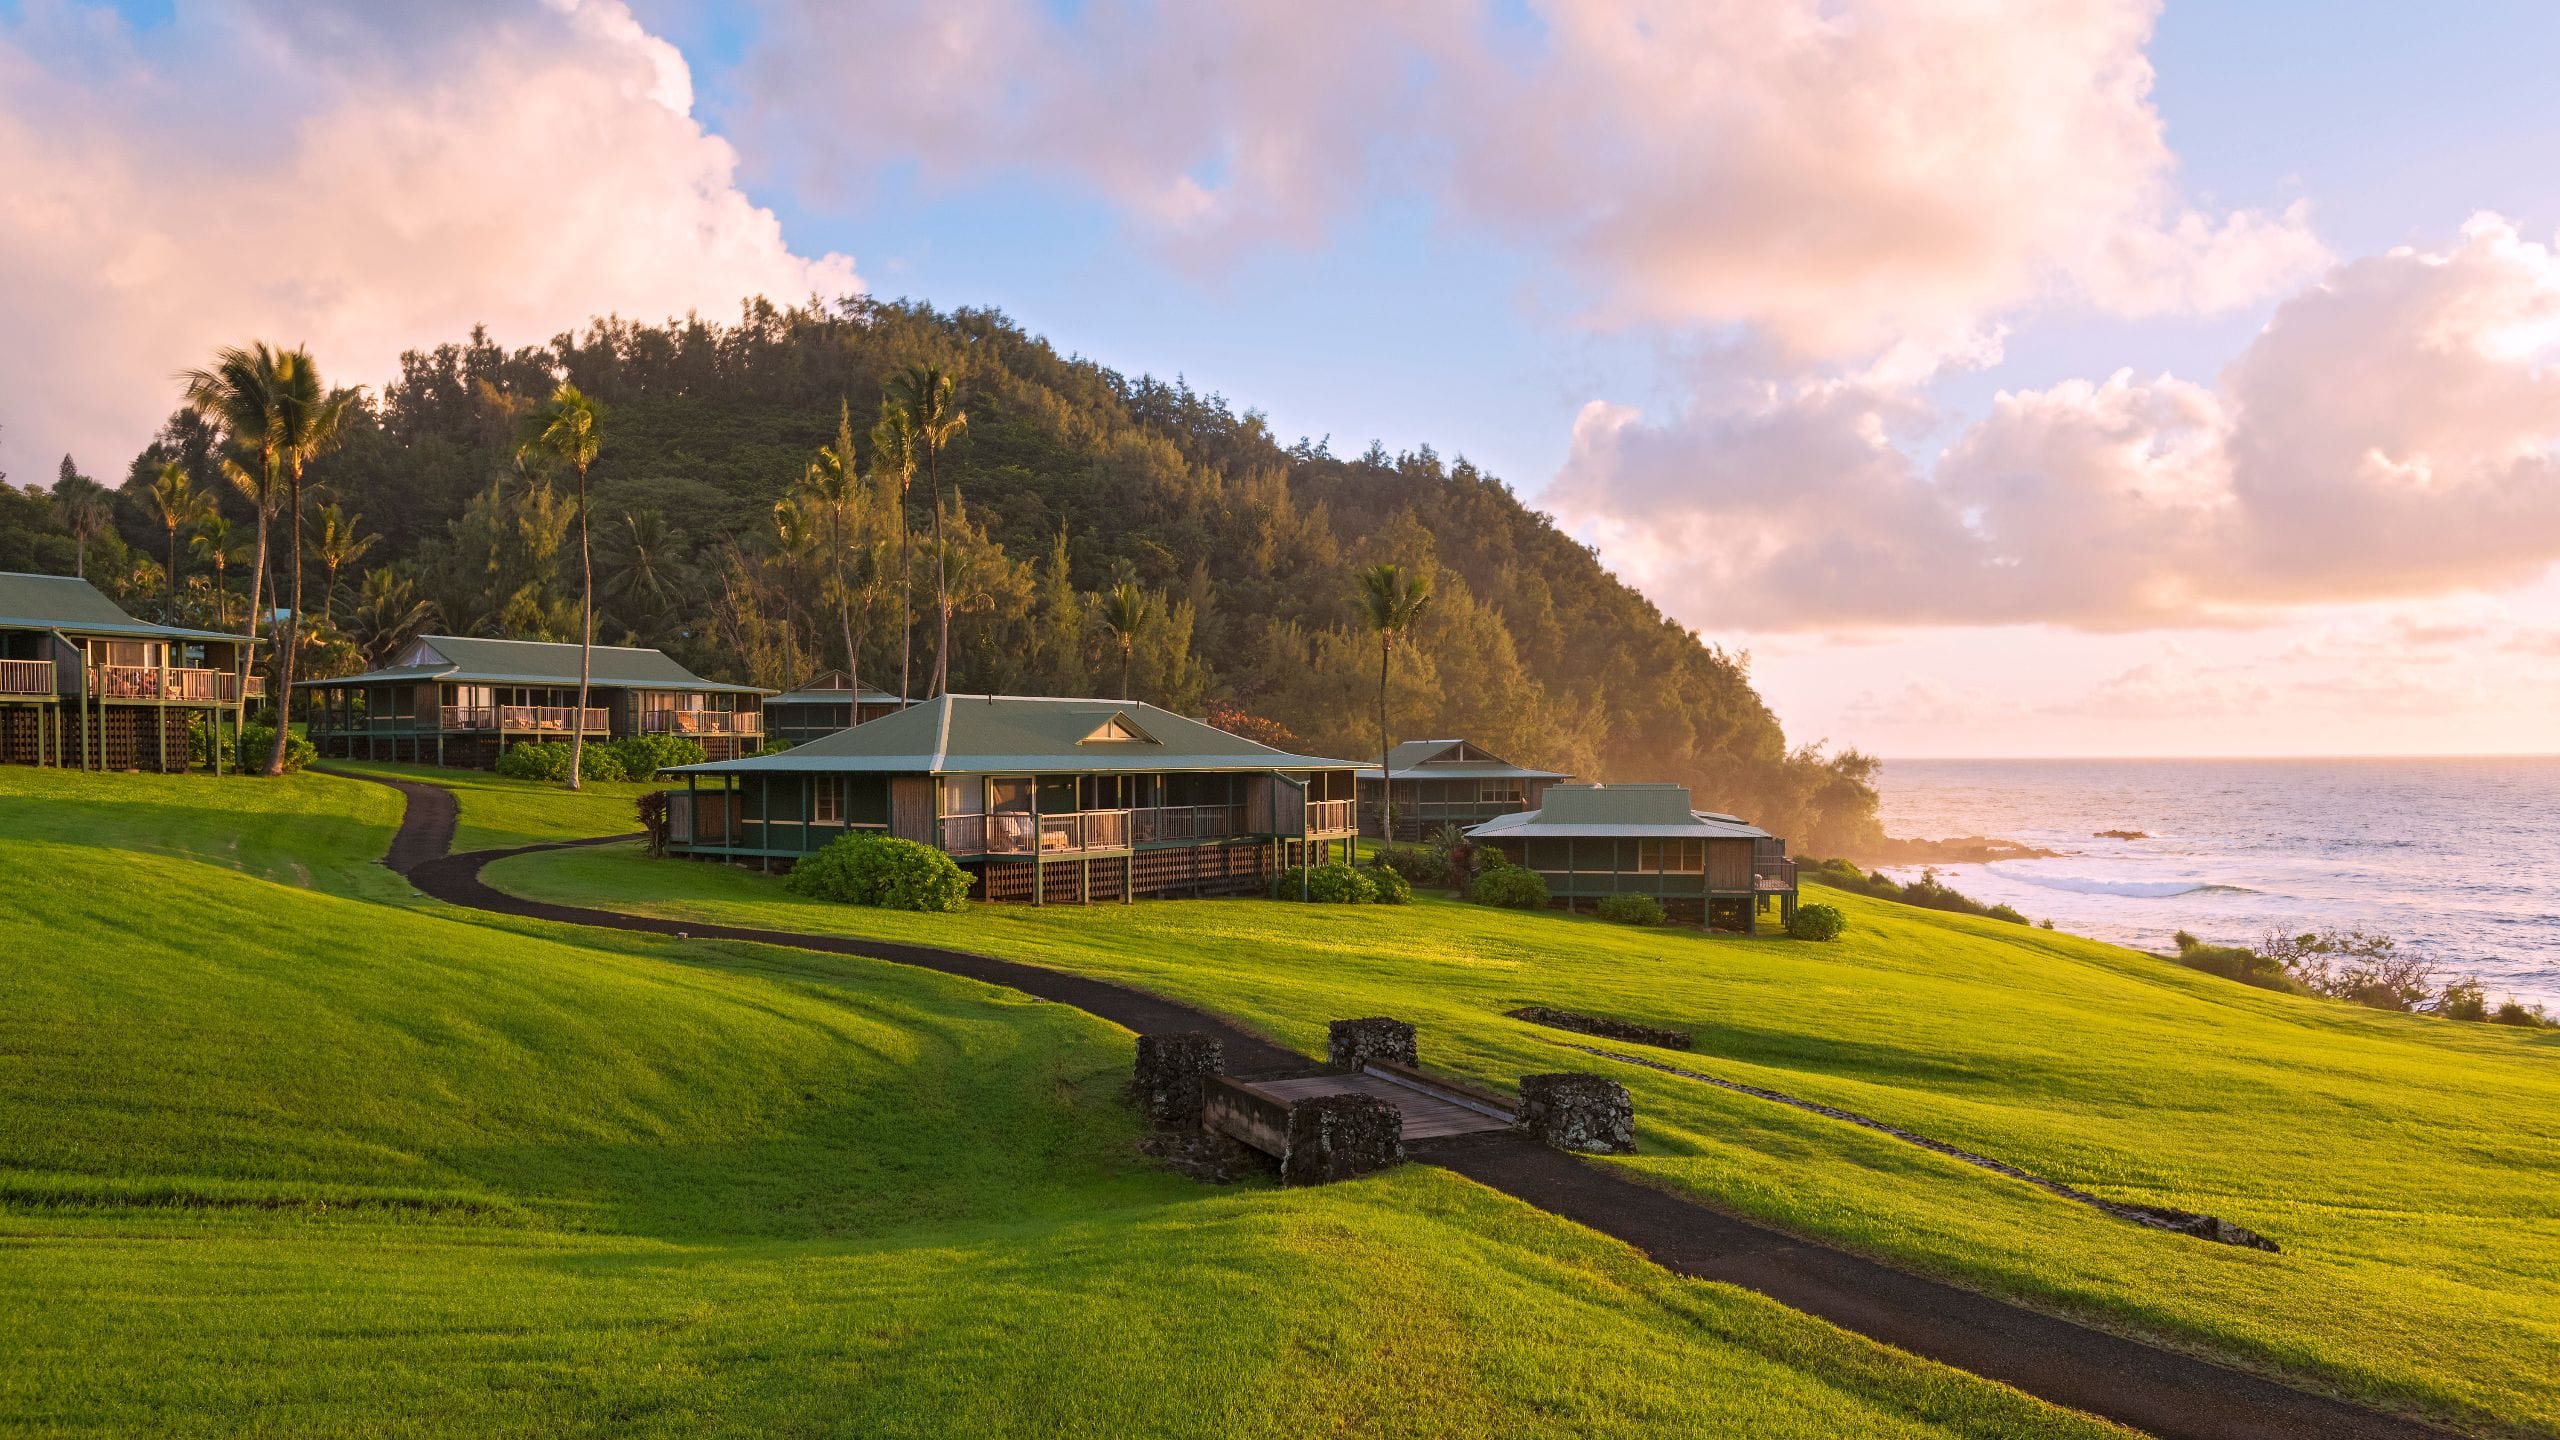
xmin=1708 ymin=838 xmax=1754 ymax=890
xmin=889 ymin=776 xmax=935 ymax=843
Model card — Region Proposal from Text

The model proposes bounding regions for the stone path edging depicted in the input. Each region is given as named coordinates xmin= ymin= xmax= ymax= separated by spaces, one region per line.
xmin=327 ymin=768 xmax=2456 ymax=1440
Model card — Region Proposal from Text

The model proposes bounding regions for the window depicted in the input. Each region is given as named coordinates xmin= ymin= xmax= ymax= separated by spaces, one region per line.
xmin=813 ymin=780 xmax=843 ymax=824
xmin=941 ymin=777 xmax=985 ymax=816
xmin=988 ymin=779 xmax=1033 ymax=814
xmin=1478 ymin=780 xmax=1524 ymax=805
xmin=1636 ymin=839 xmax=1705 ymax=873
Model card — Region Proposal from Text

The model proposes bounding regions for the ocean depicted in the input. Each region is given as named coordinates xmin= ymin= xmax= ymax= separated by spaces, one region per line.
xmin=1874 ymin=757 xmax=2560 ymax=1009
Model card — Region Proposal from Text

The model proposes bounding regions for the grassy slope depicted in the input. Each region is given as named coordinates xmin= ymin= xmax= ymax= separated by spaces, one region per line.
xmin=0 ymin=768 xmax=2107 ymax=1440
xmin=491 ymin=835 xmax=2560 ymax=1435
xmin=325 ymin=758 xmax=656 ymax=852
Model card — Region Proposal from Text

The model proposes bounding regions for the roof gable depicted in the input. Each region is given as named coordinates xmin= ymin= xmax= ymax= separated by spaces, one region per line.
xmin=670 ymin=694 xmax=1362 ymax=774
xmin=0 ymin=571 xmax=236 ymax=642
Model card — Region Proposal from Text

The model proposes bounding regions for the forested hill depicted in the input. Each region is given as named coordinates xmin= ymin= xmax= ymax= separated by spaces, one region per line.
xmin=23 ymin=298 xmax=1882 ymax=853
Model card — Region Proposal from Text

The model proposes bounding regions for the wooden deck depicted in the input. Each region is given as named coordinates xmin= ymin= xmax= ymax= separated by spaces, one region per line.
xmin=1253 ymin=1069 xmax=1514 ymax=1141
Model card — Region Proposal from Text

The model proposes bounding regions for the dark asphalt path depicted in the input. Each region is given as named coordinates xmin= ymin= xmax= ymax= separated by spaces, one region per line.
xmin=330 ymin=767 xmax=2456 ymax=1440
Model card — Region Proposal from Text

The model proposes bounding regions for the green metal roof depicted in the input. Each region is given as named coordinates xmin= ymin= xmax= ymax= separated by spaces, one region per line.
xmin=1466 ymin=784 xmax=1773 ymax=840
xmin=670 ymin=694 xmax=1363 ymax=776
xmin=0 ymin=571 xmax=240 ymax=643
xmin=299 ymin=634 xmax=765 ymax=694
xmin=767 ymin=669 xmax=908 ymax=706
xmin=1354 ymin=738 xmax=1569 ymax=782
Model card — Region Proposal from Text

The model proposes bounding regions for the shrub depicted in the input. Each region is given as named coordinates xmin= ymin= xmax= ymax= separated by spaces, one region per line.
xmin=2262 ymin=928 xmax=2435 ymax=1012
xmin=2491 ymin=999 xmax=2553 ymax=1028
xmin=1270 ymin=863 xmax=1377 ymax=904
xmin=1367 ymin=864 xmax=1413 ymax=904
xmin=2169 ymin=930 xmax=2294 ymax=991
xmin=1787 ymin=902 xmax=1847 ymax=941
xmin=2433 ymin=976 xmax=2489 ymax=1022
xmin=1595 ymin=893 xmax=1665 ymax=926
xmin=1373 ymin=844 xmax=1447 ymax=888
xmin=636 ymin=791 xmax=670 ymax=857
xmin=1469 ymin=860 xmax=1549 ymax=910
xmin=1798 ymin=857 xmax=2027 ymax=925
xmin=497 ymin=740 xmax=629 ymax=783
xmin=234 ymin=722 xmax=315 ymax=774
xmin=784 ymin=833 xmax=972 ymax=911
xmin=605 ymin=733 xmax=705 ymax=777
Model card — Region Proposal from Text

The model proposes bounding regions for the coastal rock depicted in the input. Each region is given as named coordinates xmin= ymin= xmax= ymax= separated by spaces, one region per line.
xmin=1327 ymin=1017 xmax=1417 ymax=1071
xmin=1131 ymin=1032 xmax=1224 ymax=1129
xmin=1279 ymin=1093 xmax=1404 ymax=1185
xmin=2094 ymin=829 xmax=2150 ymax=840
xmin=1518 ymin=1072 xmax=1636 ymax=1154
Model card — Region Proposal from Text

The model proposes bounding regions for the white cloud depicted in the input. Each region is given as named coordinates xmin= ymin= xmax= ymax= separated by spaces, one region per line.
xmin=0 ymin=0 xmax=857 ymax=481
xmin=1550 ymin=216 xmax=2560 ymax=630
xmin=739 ymin=0 xmax=2319 ymax=355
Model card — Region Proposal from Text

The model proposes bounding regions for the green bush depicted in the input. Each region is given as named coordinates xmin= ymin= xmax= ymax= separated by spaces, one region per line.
xmin=1367 ymin=864 xmax=1413 ymax=904
xmin=1595 ymin=893 xmax=1665 ymax=926
xmin=233 ymin=722 xmax=315 ymax=774
xmin=1469 ymin=860 xmax=1549 ymax=910
xmin=2492 ymin=999 xmax=2553 ymax=1028
xmin=497 ymin=740 xmax=630 ymax=783
xmin=1270 ymin=863 xmax=1378 ymax=903
xmin=2434 ymin=977 xmax=2489 ymax=1022
xmin=605 ymin=733 xmax=706 ymax=777
xmin=1373 ymin=844 xmax=1447 ymax=887
xmin=1788 ymin=902 xmax=1848 ymax=941
xmin=2169 ymin=930 xmax=2295 ymax=991
xmin=784 ymin=833 xmax=972 ymax=911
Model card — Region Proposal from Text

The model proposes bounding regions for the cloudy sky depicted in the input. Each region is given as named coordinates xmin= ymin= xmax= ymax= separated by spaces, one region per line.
xmin=5 ymin=0 xmax=2559 ymax=757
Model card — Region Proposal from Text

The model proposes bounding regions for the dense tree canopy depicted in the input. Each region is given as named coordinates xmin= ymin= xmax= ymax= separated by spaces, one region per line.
xmin=0 ymin=298 xmax=1881 ymax=851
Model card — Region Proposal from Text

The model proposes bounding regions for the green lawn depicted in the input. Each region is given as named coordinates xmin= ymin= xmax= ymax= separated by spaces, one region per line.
xmin=324 ymin=758 xmax=657 ymax=852
xmin=489 ymin=829 xmax=2560 ymax=1435
xmin=0 ymin=766 xmax=2113 ymax=1438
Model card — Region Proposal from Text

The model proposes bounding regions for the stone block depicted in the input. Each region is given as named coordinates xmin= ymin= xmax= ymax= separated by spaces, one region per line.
xmin=1517 ymin=1072 xmax=1636 ymax=1154
xmin=1326 ymin=1016 xmax=1417 ymax=1071
xmin=1131 ymin=1032 xmax=1224 ymax=1130
xmin=1279 ymin=1092 xmax=1404 ymax=1186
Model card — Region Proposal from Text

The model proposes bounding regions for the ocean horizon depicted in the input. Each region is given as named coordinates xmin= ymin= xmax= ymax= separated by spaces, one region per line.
xmin=1874 ymin=756 xmax=2560 ymax=1009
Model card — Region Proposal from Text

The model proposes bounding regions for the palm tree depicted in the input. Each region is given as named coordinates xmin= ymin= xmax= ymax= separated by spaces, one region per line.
xmin=804 ymin=400 xmax=867 ymax=694
xmin=190 ymin=514 xmax=239 ymax=629
xmin=309 ymin=502 xmax=377 ymax=627
xmin=771 ymin=493 xmax=823 ymax=691
xmin=181 ymin=346 xmax=289 ymax=747
xmin=347 ymin=567 xmax=438 ymax=669
xmin=54 ymin=462 xmax=112 ymax=581
xmin=147 ymin=462 xmax=212 ymax=622
xmin=1355 ymin=563 xmax=1434 ymax=844
xmin=932 ymin=528 xmax=975 ymax=693
xmin=516 ymin=383 xmax=603 ymax=789
xmin=1099 ymin=580 xmax=1156 ymax=701
xmin=869 ymin=405 xmax=917 ymax=701
xmin=605 ymin=508 xmax=686 ymax=636
xmin=885 ymin=366 xmax=967 ymax=696
xmin=264 ymin=350 xmax=359 ymax=776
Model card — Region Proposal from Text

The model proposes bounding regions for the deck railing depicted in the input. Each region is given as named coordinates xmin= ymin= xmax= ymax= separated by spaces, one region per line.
xmin=1306 ymin=798 xmax=1356 ymax=833
xmin=1754 ymin=855 xmax=1797 ymax=891
xmin=1130 ymin=803 xmax=1248 ymax=845
xmin=641 ymin=710 xmax=763 ymax=736
xmin=89 ymin=665 xmax=239 ymax=703
xmin=942 ymin=803 xmax=1250 ymax=856
xmin=0 ymin=659 xmax=51 ymax=696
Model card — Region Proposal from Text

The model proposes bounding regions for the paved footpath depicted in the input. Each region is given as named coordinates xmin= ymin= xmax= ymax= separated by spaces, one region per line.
xmin=341 ymin=770 xmax=2456 ymax=1440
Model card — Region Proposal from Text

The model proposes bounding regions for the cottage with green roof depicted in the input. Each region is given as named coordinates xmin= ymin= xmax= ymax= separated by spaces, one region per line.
xmin=300 ymin=635 xmax=769 ymax=768
xmin=662 ymin=693 xmax=1363 ymax=903
xmin=1467 ymin=783 xmax=1799 ymax=932
xmin=1355 ymin=738 xmax=1571 ymax=841
xmin=762 ymin=669 xmax=909 ymax=746
xmin=0 ymin=571 xmax=258 ymax=771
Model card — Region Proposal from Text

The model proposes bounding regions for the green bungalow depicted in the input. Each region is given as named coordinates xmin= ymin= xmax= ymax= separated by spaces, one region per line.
xmin=662 ymin=693 xmax=1364 ymax=903
xmin=301 ymin=635 xmax=769 ymax=767
xmin=762 ymin=669 xmax=909 ymax=747
xmin=1356 ymin=738 xmax=1571 ymax=841
xmin=0 ymin=571 xmax=258 ymax=771
xmin=1467 ymin=783 xmax=1799 ymax=932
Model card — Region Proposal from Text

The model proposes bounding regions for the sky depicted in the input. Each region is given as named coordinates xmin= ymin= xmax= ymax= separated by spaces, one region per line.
xmin=4 ymin=0 xmax=2559 ymax=758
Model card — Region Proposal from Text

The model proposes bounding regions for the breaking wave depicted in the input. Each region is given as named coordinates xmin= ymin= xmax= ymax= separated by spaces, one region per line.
xmin=1989 ymin=869 xmax=2256 ymax=899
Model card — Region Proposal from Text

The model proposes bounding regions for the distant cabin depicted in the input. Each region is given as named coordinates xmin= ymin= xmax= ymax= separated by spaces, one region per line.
xmin=300 ymin=636 xmax=770 ymax=768
xmin=1467 ymin=783 xmax=1799 ymax=932
xmin=0 ymin=571 xmax=259 ymax=772
xmin=762 ymin=670 xmax=910 ymax=747
xmin=662 ymin=693 xmax=1363 ymax=903
xmin=1356 ymin=738 xmax=1571 ymax=841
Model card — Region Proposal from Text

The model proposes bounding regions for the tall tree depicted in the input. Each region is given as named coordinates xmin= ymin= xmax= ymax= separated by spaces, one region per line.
xmin=147 ymin=461 xmax=212 ymax=621
xmin=868 ymin=405 xmax=917 ymax=700
xmin=309 ymin=502 xmax=377 ymax=626
xmin=53 ymin=459 xmax=111 ymax=581
xmin=265 ymin=349 xmax=359 ymax=775
xmin=346 ymin=567 xmax=438 ymax=668
xmin=769 ymin=494 xmax=822 ymax=692
xmin=885 ymin=365 xmax=966 ymax=696
xmin=803 ymin=400 xmax=867 ymax=693
xmin=516 ymin=383 xmax=603 ymax=789
xmin=190 ymin=514 xmax=238 ymax=629
xmin=181 ymin=345 xmax=287 ymax=745
xmin=1355 ymin=563 xmax=1433 ymax=843
xmin=1099 ymin=580 xmax=1156 ymax=702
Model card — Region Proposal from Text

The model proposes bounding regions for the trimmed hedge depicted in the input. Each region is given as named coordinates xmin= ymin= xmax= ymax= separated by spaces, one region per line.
xmin=784 ymin=833 xmax=972 ymax=911
xmin=497 ymin=740 xmax=625 ymax=783
xmin=1270 ymin=863 xmax=1378 ymax=904
xmin=1367 ymin=864 xmax=1413 ymax=905
xmin=1595 ymin=893 xmax=1665 ymax=926
xmin=1788 ymin=902 xmax=1848 ymax=941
